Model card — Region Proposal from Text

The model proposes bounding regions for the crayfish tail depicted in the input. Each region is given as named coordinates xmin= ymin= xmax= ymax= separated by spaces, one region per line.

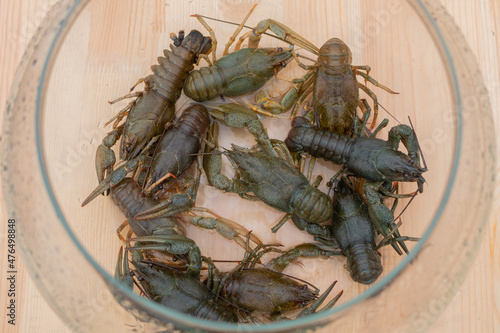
xmin=345 ymin=243 xmax=382 ymax=284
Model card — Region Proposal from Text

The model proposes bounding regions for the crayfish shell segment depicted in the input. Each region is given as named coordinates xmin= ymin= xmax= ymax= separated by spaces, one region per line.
xmin=176 ymin=104 xmax=211 ymax=137
xmin=291 ymin=184 xmax=333 ymax=224
xmin=317 ymin=38 xmax=352 ymax=73
xmin=345 ymin=243 xmax=383 ymax=284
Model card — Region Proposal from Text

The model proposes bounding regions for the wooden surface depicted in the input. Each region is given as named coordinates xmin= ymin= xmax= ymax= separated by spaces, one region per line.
xmin=0 ymin=0 xmax=498 ymax=332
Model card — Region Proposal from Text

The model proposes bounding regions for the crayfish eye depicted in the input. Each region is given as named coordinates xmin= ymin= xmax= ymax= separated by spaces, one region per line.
xmin=125 ymin=144 xmax=132 ymax=153
xmin=404 ymin=173 xmax=409 ymax=179
xmin=137 ymin=276 xmax=144 ymax=281
xmin=409 ymin=159 xmax=415 ymax=165
xmin=157 ymin=184 xmax=163 ymax=190
xmin=300 ymin=301 xmax=307 ymax=307
xmin=148 ymin=263 xmax=154 ymax=268
xmin=302 ymin=284 xmax=309 ymax=290
xmin=172 ymin=257 xmax=178 ymax=262
xmin=276 ymin=46 xmax=283 ymax=52
xmin=281 ymin=61 xmax=287 ymax=68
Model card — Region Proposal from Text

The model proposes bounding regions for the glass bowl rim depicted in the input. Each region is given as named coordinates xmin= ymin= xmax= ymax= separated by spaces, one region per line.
xmin=34 ymin=0 xmax=463 ymax=331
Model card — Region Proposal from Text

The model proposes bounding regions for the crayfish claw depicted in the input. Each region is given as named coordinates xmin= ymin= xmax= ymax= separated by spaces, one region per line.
xmin=296 ymin=281 xmax=341 ymax=318
xmin=81 ymin=167 xmax=128 ymax=207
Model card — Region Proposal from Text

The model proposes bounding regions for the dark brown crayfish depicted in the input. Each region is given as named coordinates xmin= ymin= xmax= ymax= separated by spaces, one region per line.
xmin=117 ymin=236 xmax=341 ymax=322
xmin=115 ymin=247 xmax=239 ymax=322
xmin=95 ymin=30 xmax=212 ymax=185
xmin=247 ymin=25 xmax=396 ymax=134
xmin=83 ymin=104 xmax=211 ymax=209
xmin=111 ymin=177 xmax=261 ymax=252
xmin=204 ymin=243 xmax=342 ymax=321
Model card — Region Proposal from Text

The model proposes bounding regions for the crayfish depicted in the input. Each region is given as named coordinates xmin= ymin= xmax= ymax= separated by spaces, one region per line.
xmin=285 ymin=116 xmax=426 ymax=190
xmin=242 ymin=20 xmax=397 ymax=134
xmin=267 ymin=176 xmax=419 ymax=284
xmin=117 ymin=232 xmax=342 ymax=322
xmin=203 ymin=130 xmax=333 ymax=224
xmin=94 ymin=29 xmax=212 ymax=185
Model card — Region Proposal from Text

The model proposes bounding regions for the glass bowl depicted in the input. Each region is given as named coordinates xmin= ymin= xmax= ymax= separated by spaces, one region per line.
xmin=2 ymin=0 xmax=495 ymax=332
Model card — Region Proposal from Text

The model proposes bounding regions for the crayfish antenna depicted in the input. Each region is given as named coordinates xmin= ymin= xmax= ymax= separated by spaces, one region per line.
xmin=408 ymin=116 xmax=427 ymax=169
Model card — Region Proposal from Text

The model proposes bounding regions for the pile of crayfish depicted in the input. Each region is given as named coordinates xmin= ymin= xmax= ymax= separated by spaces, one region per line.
xmin=81 ymin=5 xmax=427 ymax=324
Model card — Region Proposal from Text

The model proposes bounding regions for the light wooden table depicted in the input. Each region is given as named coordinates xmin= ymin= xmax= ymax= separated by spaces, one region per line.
xmin=0 ymin=1 xmax=498 ymax=332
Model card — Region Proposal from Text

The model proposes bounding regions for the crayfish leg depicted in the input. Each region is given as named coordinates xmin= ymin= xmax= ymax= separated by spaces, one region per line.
xmin=222 ymin=3 xmax=257 ymax=55
xmin=114 ymin=247 xmax=134 ymax=290
xmin=181 ymin=212 xmax=263 ymax=248
xmin=248 ymin=19 xmax=319 ymax=55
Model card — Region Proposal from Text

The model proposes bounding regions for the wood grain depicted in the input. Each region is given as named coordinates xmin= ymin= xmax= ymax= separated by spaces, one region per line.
xmin=0 ymin=0 xmax=498 ymax=332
